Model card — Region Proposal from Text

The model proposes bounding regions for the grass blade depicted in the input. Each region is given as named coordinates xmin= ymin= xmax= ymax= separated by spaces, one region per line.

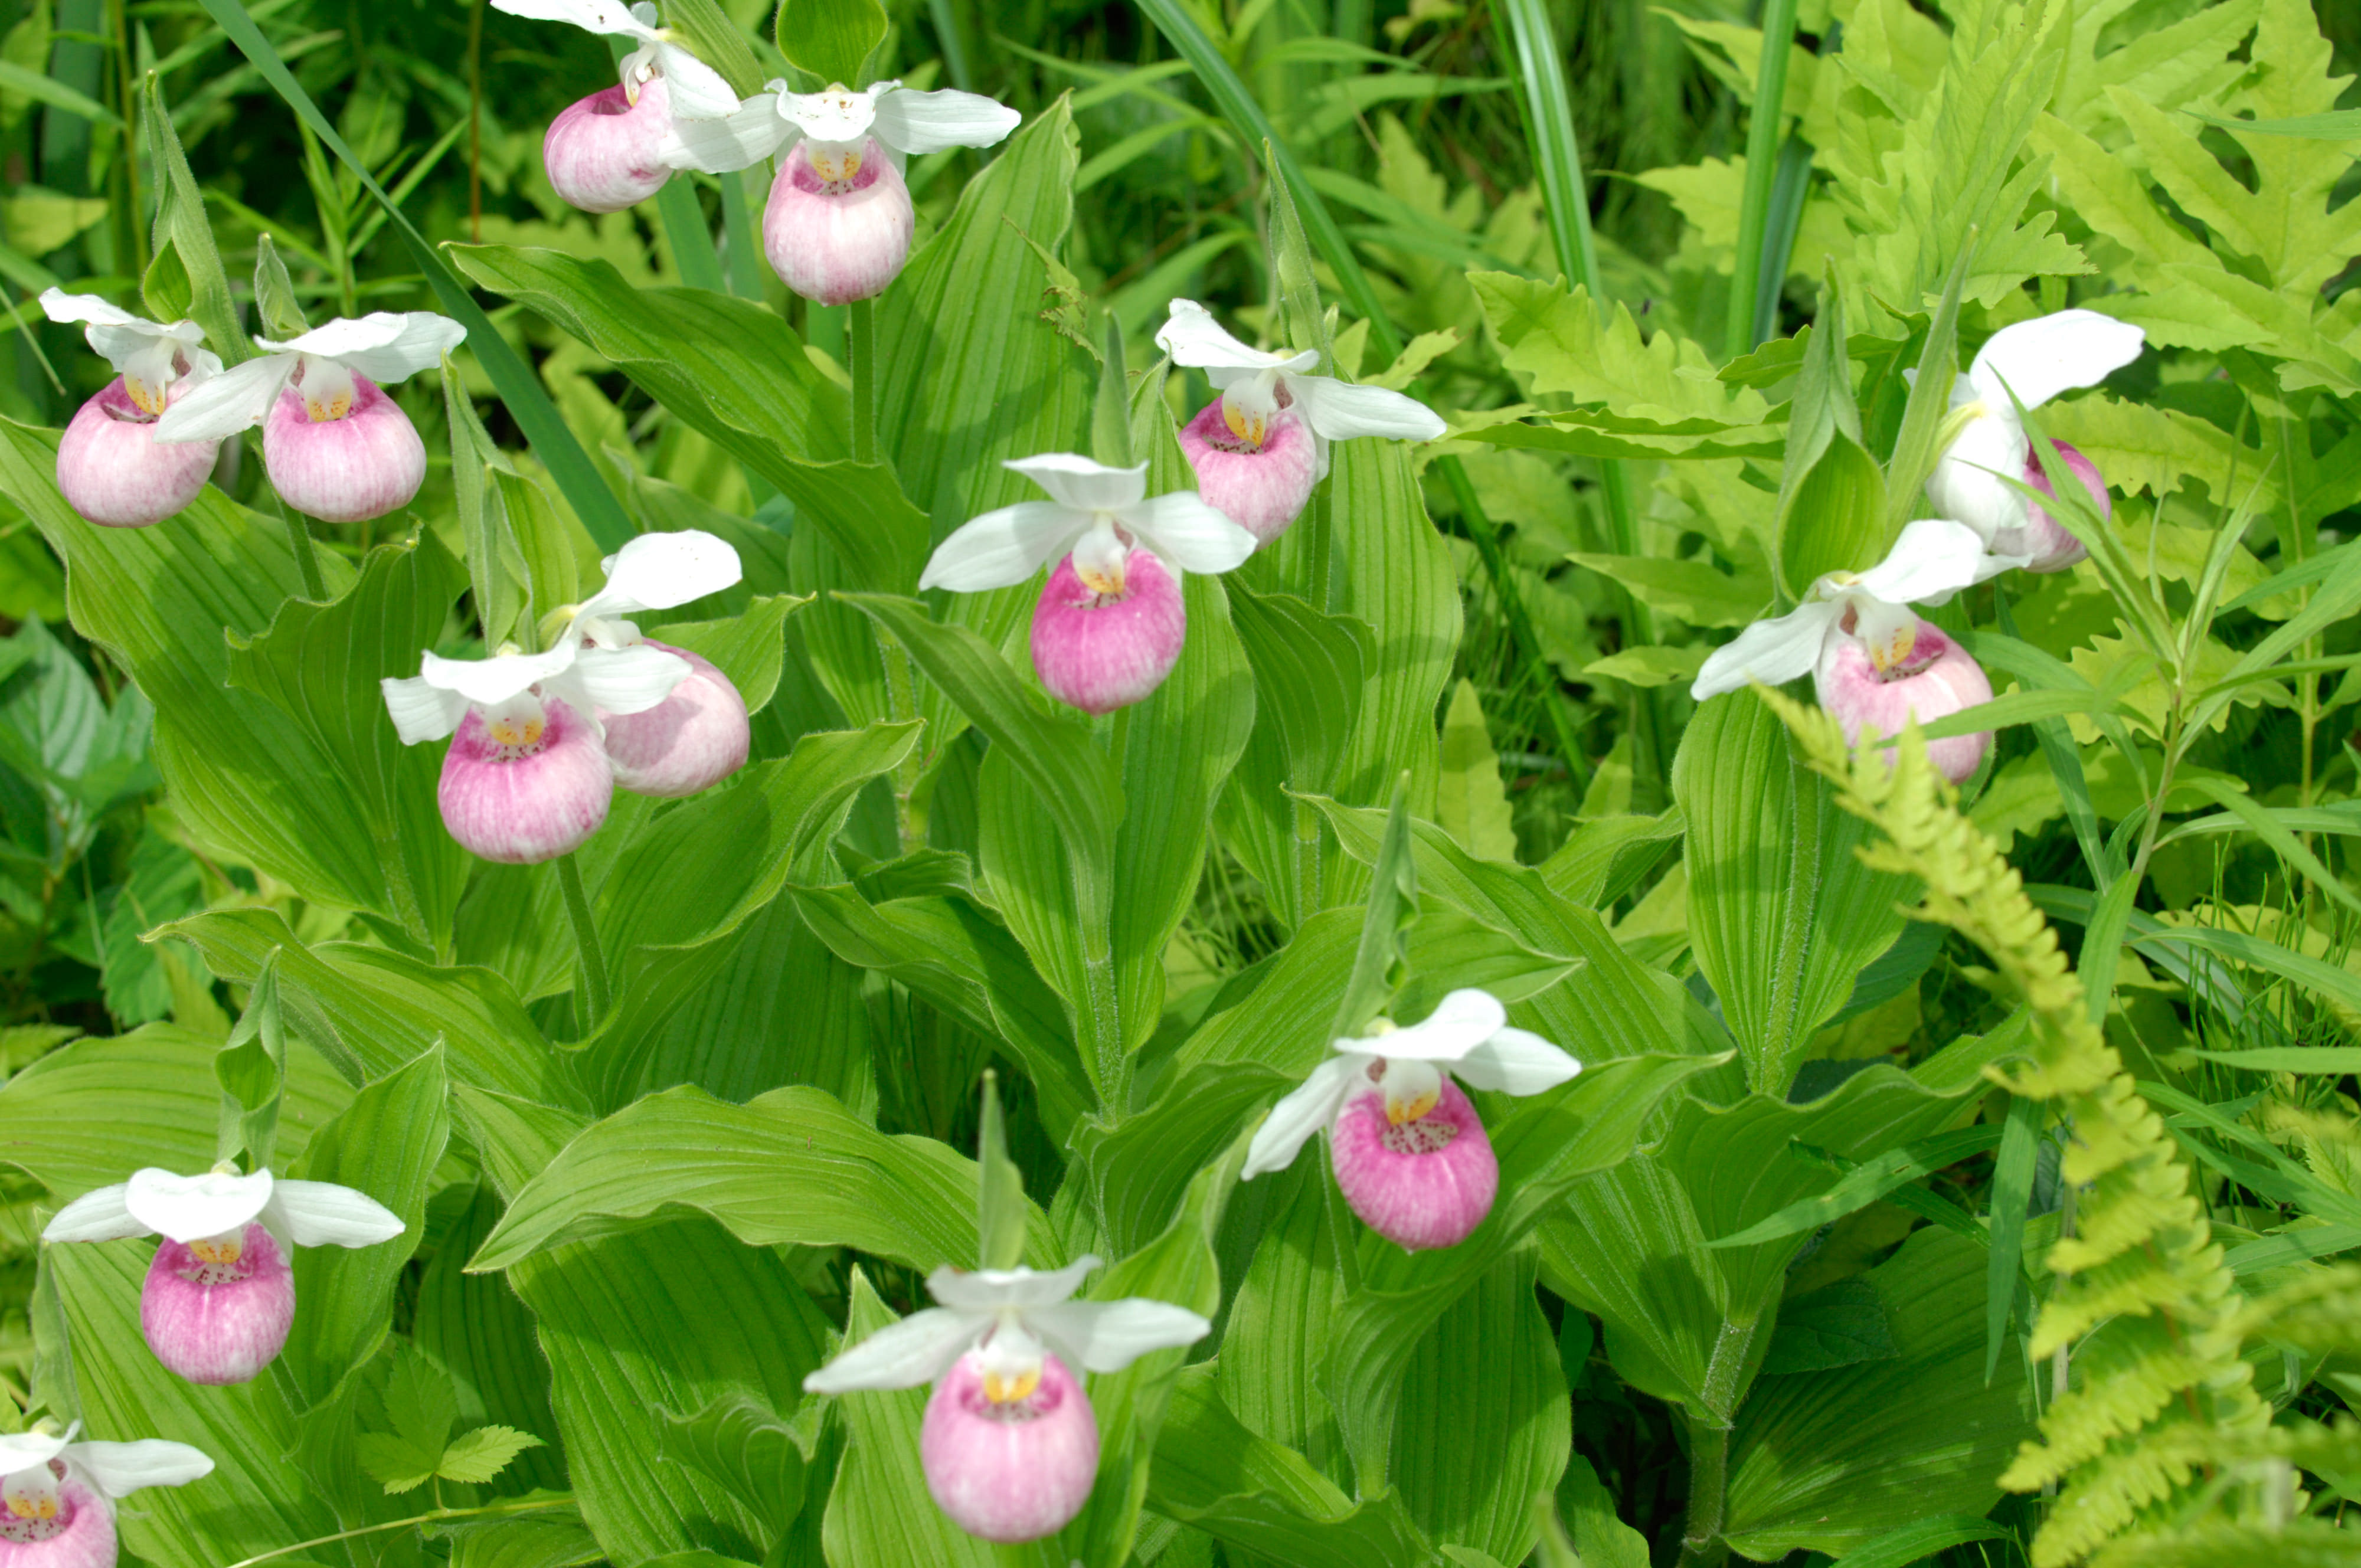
xmin=1724 ymin=0 xmax=1799 ymax=360
xmin=1985 ymin=1090 xmax=2040 ymax=1384
xmin=195 ymin=0 xmax=635 ymax=549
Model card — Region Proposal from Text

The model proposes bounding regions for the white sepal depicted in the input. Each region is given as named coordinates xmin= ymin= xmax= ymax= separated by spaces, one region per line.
xmin=488 ymin=0 xmax=659 ymax=40
xmin=122 ymin=1167 xmax=274 ymax=1244
xmin=1122 ymin=493 xmax=1257 ymax=576
xmin=1453 ymin=1026 xmax=1582 ymax=1096
xmin=652 ymin=41 xmax=739 ymax=122
xmin=381 ymin=676 xmax=473 ymax=747
xmin=802 ymin=1305 xmax=986 ymax=1393
xmin=39 ymin=290 xmax=209 ymax=371
xmin=576 ymin=531 xmax=742 ymax=623
xmin=868 ymin=86 xmax=1021 ymax=155
xmin=927 ymin=1256 xmax=1099 ymax=1313
xmin=1006 ymin=454 xmax=1149 ymax=515
xmin=266 ymin=1180 xmax=405 ymax=1248
xmin=1023 ymin=1297 xmax=1211 ymax=1373
xmin=1154 ymin=300 xmax=1314 ymax=378
xmin=1966 ymin=310 xmax=2146 ymax=418
xmin=1342 ymin=988 xmax=1506 ymax=1061
xmin=1288 ymin=375 xmax=1446 ymax=443
xmin=918 ymin=501 xmax=1089 ymax=592
xmin=1850 ymin=518 xmax=2006 ymax=606
xmin=0 ymin=1432 xmax=69 ymax=1475
xmin=66 ymin=1439 xmax=214 ymax=1498
xmin=151 ymin=353 xmax=296 ymax=443
xmin=254 ymin=313 xmax=466 ymax=387
xmin=1242 ymin=1055 xmax=1368 ymax=1179
xmin=416 ymin=647 xmax=578 ymax=709
xmin=42 ymin=1183 xmax=145 ymax=1243
xmin=1689 ymin=601 xmax=1840 ymax=702
xmin=544 ymin=644 xmax=692 ymax=720
xmin=662 ymin=93 xmax=793 ymax=172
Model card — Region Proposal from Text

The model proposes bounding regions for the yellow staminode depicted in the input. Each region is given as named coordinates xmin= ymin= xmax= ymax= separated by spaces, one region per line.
xmin=810 ymin=145 xmax=863 ymax=183
xmin=304 ymin=388 xmax=354 ymax=423
xmin=126 ymin=377 xmax=168 ymax=417
xmin=486 ymin=715 xmax=546 ymax=748
xmin=1222 ymin=398 xmax=1268 ymax=448
xmin=1385 ymin=1086 xmax=1439 ymax=1127
xmin=982 ymin=1365 xmax=1041 ymax=1405
xmin=188 ymin=1233 xmax=243 ymax=1266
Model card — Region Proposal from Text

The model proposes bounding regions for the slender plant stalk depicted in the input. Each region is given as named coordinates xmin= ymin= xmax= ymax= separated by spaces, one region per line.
xmin=849 ymin=296 xmax=877 ymax=464
xmin=269 ymin=483 xmax=328 ymax=601
xmin=1725 ymin=0 xmax=1800 ymax=361
xmin=1677 ymin=1411 xmax=1734 ymax=1568
xmin=467 ymin=0 xmax=484 ymax=243
xmin=219 ymin=1497 xmax=575 ymax=1568
xmin=113 ymin=0 xmax=142 ymax=276
xmin=557 ymin=852 xmax=609 ymax=1029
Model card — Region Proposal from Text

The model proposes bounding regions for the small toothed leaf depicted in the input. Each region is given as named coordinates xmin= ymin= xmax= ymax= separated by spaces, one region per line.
xmin=436 ymin=1426 xmax=548 ymax=1486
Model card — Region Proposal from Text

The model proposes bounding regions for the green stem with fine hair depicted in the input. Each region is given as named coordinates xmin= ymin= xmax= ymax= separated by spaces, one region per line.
xmin=557 ymin=852 xmax=609 ymax=1030
xmin=269 ymin=480 xmax=328 ymax=601
xmin=849 ymin=296 xmax=877 ymax=464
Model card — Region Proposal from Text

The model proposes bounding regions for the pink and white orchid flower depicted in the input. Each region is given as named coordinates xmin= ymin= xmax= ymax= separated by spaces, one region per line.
xmin=381 ymin=634 xmax=691 ymax=862
xmin=43 ymin=1166 xmax=404 ymax=1386
xmin=555 ymin=531 xmax=750 ymax=797
xmin=38 ymin=291 xmax=223 ymax=528
xmin=672 ymin=80 xmax=1019 ymax=303
xmin=1690 ymin=518 xmax=2019 ymax=783
xmin=1244 ymin=989 xmax=1580 ymax=1252
xmin=803 ymin=1256 xmax=1208 ymax=1543
xmin=0 ymin=1422 xmax=211 ymax=1568
xmin=1155 ymin=300 xmax=1445 ymax=544
xmin=492 ymin=0 xmax=740 ymax=213
xmin=1924 ymin=310 xmax=2146 ymax=572
xmin=920 ymin=455 xmax=1255 ymax=713
xmin=153 ymin=312 xmax=465 ymax=523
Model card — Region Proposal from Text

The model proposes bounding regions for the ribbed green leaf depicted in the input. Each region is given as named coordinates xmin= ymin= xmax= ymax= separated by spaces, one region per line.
xmin=1215 ymin=1161 xmax=1347 ymax=1467
xmin=469 ymin=1084 xmax=1060 ymax=1274
xmin=414 ymin=1185 xmax=567 ymax=1495
xmin=1707 ymin=1127 xmax=2003 ymax=1249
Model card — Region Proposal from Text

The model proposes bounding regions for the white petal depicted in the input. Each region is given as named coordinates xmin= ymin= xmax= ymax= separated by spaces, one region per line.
xmin=1007 ymin=453 xmax=1148 ymax=514
xmin=1242 ymin=1055 xmax=1366 ymax=1179
xmin=488 ymin=0 xmax=657 ymax=39
xmin=39 ymin=289 xmax=140 ymax=330
xmin=803 ymin=1306 xmax=986 ymax=1393
xmin=381 ymin=676 xmax=472 ymax=746
xmin=260 ymin=313 xmax=465 ymax=387
xmin=151 ymin=355 xmax=293 ymax=443
xmin=1925 ymin=415 xmax=2030 ymax=544
xmin=918 ymin=502 xmax=1088 ymax=592
xmin=65 ymin=1441 xmax=213 ymax=1498
xmin=558 ymin=644 xmax=691 ymax=718
xmin=1123 ymin=493 xmax=1257 ymax=577
xmin=1967 ymin=310 xmax=2146 ymax=415
xmin=660 ymin=92 xmax=792 ymax=172
xmin=1689 ymin=603 xmax=1840 ymax=702
xmin=1022 ymin=1298 xmax=1211 ymax=1373
xmin=653 ymin=44 xmax=740 ymax=123
xmin=578 ymin=531 xmax=742 ymax=622
xmin=1153 ymin=300 xmax=1309 ymax=375
xmin=123 ymin=1168 xmax=274 ymax=1244
xmin=868 ymin=86 xmax=1021 ymax=155
xmin=418 ymin=646 xmax=576 ymax=707
xmin=1852 ymin=518 xmax=1994 ymax=605
xmin=927 ymin=1256 xmax=1098 ymax=1313
xmin=781 ymin=83 xmax=885 ymax=143
xmin=0 ymin=1434 xmax=67 ymax=1476
xmin=1847 ymin=595 xmax=1922 ymax=670
xmin=265 ymin=1181 xmax=405 ymax=1248
xmin=1452 ymin=1027 xmax=1582 ymax=1096
xmin=1286 ymin=374 xmax=1446 ymax=443
xmin=1346 ymin=987 xmax=1506 ymax=1061
xmin=42 ymin=1184 xmax=145 ymax=1243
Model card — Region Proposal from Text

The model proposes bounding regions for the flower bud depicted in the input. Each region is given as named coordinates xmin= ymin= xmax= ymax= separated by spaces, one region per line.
xmin=0 ymin=1474 xmax=116 ymax=1568
xmin=2000 ymin=438 xmax=2105 ymax=573
xmin=261 ymin=372 xmax=427 ymax=523
xmin=55 ymin=378 xmax=217 ymax=528
xmin=1815 ymin=622 xmax=1994 ymax=784
xmin=1328 ymin=1076 xmax=1499 ymax=1252
xmin=1176 ymin=399 xmax=1319 ymax=545
xmin=1029 ymin=551 xmax=1186 ymax=714
xmin=437 ymin=698 xmax=613 ymax=863
xmin=544 ymin=78 xmax=674 ymax=214
xmin=139 ymin=1222 xmax=296 ymax=1386
xmin=597 ymin=641 xmax=749 ymax=798
xmin=761 ymin=138 xmax=915 ymax=306
xmin=919 ymin=1352 xmax=1098 ymax=1543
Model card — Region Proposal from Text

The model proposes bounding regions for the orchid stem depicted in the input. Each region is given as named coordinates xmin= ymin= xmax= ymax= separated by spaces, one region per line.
xmin=217 ymin=1497 xmax=574 ymax=1568
xmin=849 ymin=296 xmax=877 ymax=465
xmin=556 ymin=852 xmax=609 ymax=1030
xmin=272 ymin=486 xmax=328 ymax=601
